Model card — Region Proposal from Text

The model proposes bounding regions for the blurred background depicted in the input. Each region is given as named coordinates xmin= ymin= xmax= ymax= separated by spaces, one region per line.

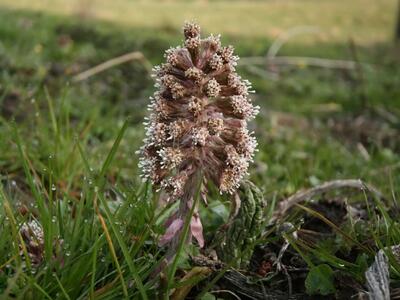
xmin=1 ymin=2 xmax=399 ymax=298
xmin=0 ymin=0 xmax=399 ymax=197
xmin=1 ymin=0 xmax=398 ymax=44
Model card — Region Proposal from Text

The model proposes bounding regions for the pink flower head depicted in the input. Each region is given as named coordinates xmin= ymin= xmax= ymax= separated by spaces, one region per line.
xmin=138 ymin=22 xmax=259 ymax=249
xmin=138 ymin=22 xmax=258 ymax=196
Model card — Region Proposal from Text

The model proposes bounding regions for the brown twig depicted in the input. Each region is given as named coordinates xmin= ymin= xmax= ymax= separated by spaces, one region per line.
xmin=272 ymin=179 xmax=386 ymax=222
xmin=72 ymin=51 xmax=152 ymax=82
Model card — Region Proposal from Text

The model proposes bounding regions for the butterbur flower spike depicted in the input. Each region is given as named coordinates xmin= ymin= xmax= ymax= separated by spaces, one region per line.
xmin=138 ymin=21 xmax=259 ymax=255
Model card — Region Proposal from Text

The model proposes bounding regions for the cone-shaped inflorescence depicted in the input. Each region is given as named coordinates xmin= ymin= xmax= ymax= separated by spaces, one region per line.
xmin=138 ymin=21 xmax=259 ymax=250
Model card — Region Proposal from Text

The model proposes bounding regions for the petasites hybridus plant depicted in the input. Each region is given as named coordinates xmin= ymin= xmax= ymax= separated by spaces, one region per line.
xmin=137 ymin=21 xmax=259 ymax=252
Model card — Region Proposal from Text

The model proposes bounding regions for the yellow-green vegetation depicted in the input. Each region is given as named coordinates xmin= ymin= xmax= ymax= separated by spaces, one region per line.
xmin=0 ymin=0 xmax=397 ymax=44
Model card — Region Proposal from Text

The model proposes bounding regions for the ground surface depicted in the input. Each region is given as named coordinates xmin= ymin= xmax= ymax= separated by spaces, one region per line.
xmin=0 ymin=1 xmax=399 ymax=299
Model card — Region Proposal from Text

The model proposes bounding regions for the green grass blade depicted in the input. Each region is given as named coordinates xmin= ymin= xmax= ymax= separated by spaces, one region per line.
xmin=54 ymin=274 xmax=72 ymax=300
xmin=99 ymin=119 xmax=129 ymax=181
xmin=98 ymin=192 xmax=148 ymax=300
xmin=95 ymin=194 xmax=129 ymax=298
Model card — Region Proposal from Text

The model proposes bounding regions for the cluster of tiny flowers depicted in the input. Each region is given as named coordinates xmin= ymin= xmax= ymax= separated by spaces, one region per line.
xmin=138 ymin=21 xmax=259 ymax=198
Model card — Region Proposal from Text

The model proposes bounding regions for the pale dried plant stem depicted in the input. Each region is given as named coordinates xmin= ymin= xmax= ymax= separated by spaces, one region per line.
xmin=72 ymin=51 xmax=152 ymax=82
xmin=239 ymin=25 xmax=372 ymax=78
xmin=239 ymin=56 xmax=367 ymax=70
xmin=273 ymin=179 xmax=386 ymax=222
xmin=266 ymin=26 xmax=321 ymax=59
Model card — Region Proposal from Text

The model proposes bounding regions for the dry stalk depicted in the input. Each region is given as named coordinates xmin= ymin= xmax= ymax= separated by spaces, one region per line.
xmin=272 ymin=179 xmax=386 ymax=222
xmin=72 ymin=51 xmax=152 ymax=82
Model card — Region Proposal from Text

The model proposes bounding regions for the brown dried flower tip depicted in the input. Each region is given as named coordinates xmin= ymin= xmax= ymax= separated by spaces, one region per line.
xmin=162 ymin=172 xmax=188 ymax=198
xmin=207 ymin=118 xmax=224 ymax=136
xmin=209 ymin=53 xmax=223 ymax=70
xmin=191 ymin=127 xmax=209 ymax=146
xmin=220 ymin=46 xmax=234 ymax=62
xmin=185 ymin=36 xmax=201 ymax=50
xmin=183 ymin=21 xmax=201 ymax=39
xmin=188 ymin=96 xmax=203 ymax=116
xmin=19 ymin=219 xmax=65 ymax=268
xmin=19 ymin=220 xmax=44 ymax=266
xmin=206 ymin=78 xmax=221 ymax=97
xmin=138 ymin=22 xmax=259 ymax=249
xmin=185 ymin=67 xmax=203 ymax=84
